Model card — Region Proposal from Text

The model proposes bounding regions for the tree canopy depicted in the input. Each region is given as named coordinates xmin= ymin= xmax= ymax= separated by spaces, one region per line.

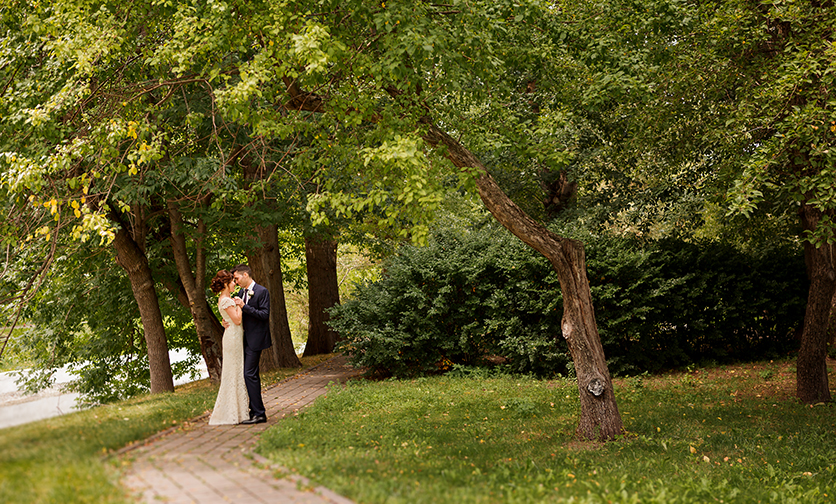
xmin=1 ymin=0 xmax=833 ymax=437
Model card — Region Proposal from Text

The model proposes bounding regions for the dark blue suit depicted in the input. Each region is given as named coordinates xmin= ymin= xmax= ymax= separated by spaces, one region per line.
xmin=238 ymin=283 xmax=272 ymax=417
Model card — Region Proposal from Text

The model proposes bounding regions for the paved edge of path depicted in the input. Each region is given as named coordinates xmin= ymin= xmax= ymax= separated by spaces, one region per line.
xmin=118 ymin=354 xmax=362 ymax=504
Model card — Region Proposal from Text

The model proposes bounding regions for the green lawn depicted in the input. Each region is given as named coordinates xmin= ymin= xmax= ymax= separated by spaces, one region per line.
xmin=0 ymin=354 xmax=334 ymax=504
xmin=2 ymin=356 xmax=834 ymax=504
xmin=257 ymin=360 xmax=836 ymax=503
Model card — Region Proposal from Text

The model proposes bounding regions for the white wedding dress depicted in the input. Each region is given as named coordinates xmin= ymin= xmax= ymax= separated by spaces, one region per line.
xmin=208 ymin=296 xmax=250 ymax=425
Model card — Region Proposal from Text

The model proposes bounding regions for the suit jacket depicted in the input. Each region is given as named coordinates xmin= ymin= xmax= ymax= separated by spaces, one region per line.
xmin=238 ymin=283 xmax=272 ymax=351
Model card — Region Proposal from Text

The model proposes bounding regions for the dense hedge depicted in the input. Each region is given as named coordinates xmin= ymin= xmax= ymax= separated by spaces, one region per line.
xmin=330 ymin=225 xmax=808 ymax=377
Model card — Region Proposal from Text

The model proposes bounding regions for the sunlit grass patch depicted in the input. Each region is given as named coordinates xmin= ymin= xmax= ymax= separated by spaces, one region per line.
xmin=258 ymin=362 xmax=836 ymax=503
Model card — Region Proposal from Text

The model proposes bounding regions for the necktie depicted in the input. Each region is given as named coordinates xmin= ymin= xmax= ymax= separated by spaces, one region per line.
xmin=242 ymin=289 xmax=249 ymax=304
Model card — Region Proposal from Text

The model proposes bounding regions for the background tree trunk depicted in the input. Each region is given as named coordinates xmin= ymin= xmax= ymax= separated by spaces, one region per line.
xmin=112 ymin=216 xmax=174 ymax=394
xmin=303 ymin=233 xmax=341 ymax=356
xmin=797 ymin=203 xmax=836 ymax=403
xmin=247 ymin=224 xmax=301 ymax=369
xmin=422 ymin=121 xmax=624 ymax=441
xmin=162 ymin=278 xmax=226 ymax=366
xmin=167 ymin=202 xmax=223 ymax=382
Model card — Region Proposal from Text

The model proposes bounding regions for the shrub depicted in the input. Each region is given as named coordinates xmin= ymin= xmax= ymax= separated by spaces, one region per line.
xmin=585 ymin=236 xmax=807 ymax=374
xmin=330 ymin=226 xmax=568 ymax=377
xmin=332 ymin=224 xmax=807 ymax=377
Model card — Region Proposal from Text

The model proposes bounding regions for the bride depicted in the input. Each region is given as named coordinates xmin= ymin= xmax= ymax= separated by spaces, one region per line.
xmin=208 ymin=270 xmax=250 ymax=425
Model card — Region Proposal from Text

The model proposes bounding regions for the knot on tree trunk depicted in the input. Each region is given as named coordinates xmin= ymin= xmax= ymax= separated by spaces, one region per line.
xmin=561 ymin=321 xmax=572 ymax=340
xmin=587 ymin=377 xmax=605 ymax=397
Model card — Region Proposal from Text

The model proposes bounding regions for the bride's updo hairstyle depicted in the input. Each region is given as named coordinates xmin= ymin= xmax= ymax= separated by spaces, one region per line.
xmin=210 ymin=270 xmax=235 ymax=294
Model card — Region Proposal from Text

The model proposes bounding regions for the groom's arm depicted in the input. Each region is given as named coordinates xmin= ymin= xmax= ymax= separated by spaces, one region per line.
xmin=242 ymin=287 xmax=270 ymax=321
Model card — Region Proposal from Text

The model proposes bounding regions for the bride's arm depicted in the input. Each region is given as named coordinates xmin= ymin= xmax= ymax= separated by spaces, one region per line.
xmin=224 ymin=304 xmax=243 ymax=326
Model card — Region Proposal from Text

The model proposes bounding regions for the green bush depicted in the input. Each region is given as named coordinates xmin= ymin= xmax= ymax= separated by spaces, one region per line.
xmin=331 ymin=224 xmax=807 ymax=377
xmin=586 ymin=236 xmax=807 ymax=374
xmin=330 ymin=226 xmax=568 ymax=377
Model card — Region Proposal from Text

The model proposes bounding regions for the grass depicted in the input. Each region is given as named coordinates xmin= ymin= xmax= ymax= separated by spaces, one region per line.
xmin=0 ymin=353 xmax=333 ymax=504
xmin=257 ymin=359 xmax=836 ymax=503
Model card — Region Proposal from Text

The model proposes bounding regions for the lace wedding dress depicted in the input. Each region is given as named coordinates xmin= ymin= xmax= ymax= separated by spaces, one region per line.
xmin=208 ymin=296 xmax=250 ymax=425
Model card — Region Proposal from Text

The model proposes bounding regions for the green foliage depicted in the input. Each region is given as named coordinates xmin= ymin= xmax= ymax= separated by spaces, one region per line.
xmin=0 ymin=328 xmax=32 ymax=372
xmin=12 ymin=244 xmax=201 ymax=404
xmin=332 ymin=224 xmax=807 ymax=378
xmin=258 ymin=364 xmax=836 ymax=503
xmin=331 ymin=224 xmax=568 ymax=378
xmin=583 ymin=232 xmax=808 ymax=375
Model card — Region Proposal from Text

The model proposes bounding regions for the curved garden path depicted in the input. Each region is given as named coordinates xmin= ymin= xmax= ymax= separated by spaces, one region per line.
xmin=121 ymin=355 xmax=361 ymax=504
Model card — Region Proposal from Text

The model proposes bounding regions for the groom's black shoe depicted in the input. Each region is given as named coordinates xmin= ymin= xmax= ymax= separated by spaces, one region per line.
xmin=241 ymin=415 xmax=267 ymax=425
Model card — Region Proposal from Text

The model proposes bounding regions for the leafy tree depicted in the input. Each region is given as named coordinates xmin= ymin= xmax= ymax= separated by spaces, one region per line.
xmin=545 ymin=0 xmax=835 ymax=403
xmin=698 ymin=0 xmax=836 ymax=404
xmin=0 ymin=0 xmax=619 ymax=439
xmin=0 ymin=1 xmax=259 ymax=390
xmin=261 ymin=0 xmax=625 ymax=440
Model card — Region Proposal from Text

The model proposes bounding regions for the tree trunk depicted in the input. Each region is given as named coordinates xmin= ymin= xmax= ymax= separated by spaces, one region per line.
xmin=303 ymin=233 xmax=341 ymax=356
xmin=162 ymin=277 xmax=226 ymax=361
xmin=167 ymin=201 xmax=223 ymax=382
xmin=247 ymin=224 xmax=301 ymax=369
xmin=112 ymin=216 xmax=174 ymax=394
xmin=829 ymin=291 xmax=836 ymax=350
xmin=797 ymin=203 xmax=836 ymax=403
xmin=422 ymin=120 xmax=624 ymax=441
xmin=239 ymin=152 xmax=300 ymax=370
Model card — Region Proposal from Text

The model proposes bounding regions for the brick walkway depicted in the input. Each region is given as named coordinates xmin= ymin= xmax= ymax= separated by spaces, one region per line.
xmin=121 ymin=355 xmax=361 ymax=504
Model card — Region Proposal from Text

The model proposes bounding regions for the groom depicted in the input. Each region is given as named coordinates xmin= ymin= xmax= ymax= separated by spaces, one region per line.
xmin=231 ymin=264 xmax=272 ymax=425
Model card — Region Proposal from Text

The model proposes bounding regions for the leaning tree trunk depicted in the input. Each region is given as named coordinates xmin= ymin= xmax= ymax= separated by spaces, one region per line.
xmin=277 ymin=85 xmax=623 ymax=439
xmin=303 ymin=233 xmax=341 ymax=356
xmin=112 ymin=219 xmax=174 ymax=394
xmin=797 ymin=203 xmax=836 ymax=404
xmin=167 ymin=201 xmax=223 ymax=382
xmin=422 ymin=121 xmax=623 ymax=441
xmin=247 ymin=224 xmax=301 ymax=369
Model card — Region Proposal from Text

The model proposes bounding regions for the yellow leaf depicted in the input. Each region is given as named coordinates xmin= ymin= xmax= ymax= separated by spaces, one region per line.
xmin=689 ymin=446 xmax=696 ymax=454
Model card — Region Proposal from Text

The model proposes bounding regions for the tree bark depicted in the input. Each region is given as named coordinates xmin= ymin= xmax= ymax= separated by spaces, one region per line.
xmin=303 ymin=233 xmax=341 ymax=356
xmin=797 ymin=203 xmax=836 ymax=403
xmin=111 ymin=214 xmax=174 ymax=394
xmin=162 ymin=277 xmax=226 ymax=355
xmin=247 ymin=224 xmax=301 ymax=369
xmin=167 ymin=201 xmax=223 ymax=382
xmin=422 ymin=120 xmax=624 ymax=441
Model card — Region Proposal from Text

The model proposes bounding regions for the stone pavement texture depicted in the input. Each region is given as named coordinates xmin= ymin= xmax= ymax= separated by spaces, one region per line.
xmin=121 ymin=355 xmax=361 ymax=504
